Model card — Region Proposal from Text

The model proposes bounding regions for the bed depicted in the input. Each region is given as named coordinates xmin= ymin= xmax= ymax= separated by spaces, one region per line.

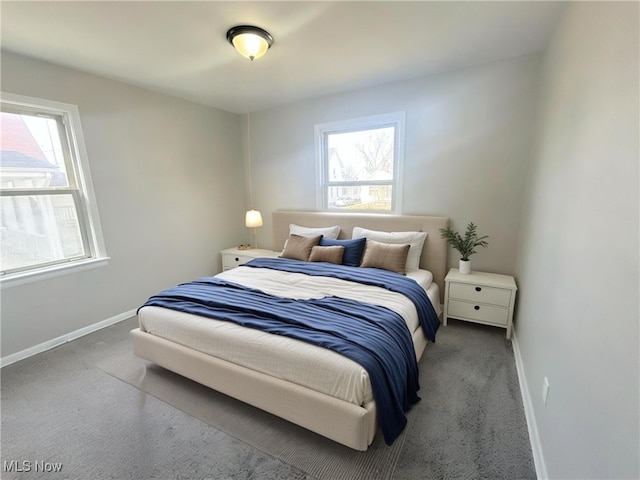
xmin=131 ymin=211 xmax=449 ymax=451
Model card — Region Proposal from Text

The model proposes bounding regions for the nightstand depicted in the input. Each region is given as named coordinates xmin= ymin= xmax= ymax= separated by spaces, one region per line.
xmin=220 ymin=247 xmax=280 ymax=271
xmin=443 ymin=268 xmax=517 ymax=338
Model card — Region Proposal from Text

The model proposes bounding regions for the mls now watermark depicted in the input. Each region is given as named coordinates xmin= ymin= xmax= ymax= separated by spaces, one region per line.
xmin=3 ymin=460 xmax=64 ymax=473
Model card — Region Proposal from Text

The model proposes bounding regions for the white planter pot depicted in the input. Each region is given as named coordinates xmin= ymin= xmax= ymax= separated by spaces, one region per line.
xmin=459 ymin=259 xmax=471 ymax=274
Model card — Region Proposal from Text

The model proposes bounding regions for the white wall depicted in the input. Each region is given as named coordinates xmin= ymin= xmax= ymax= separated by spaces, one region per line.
xmin=514 ymin=2 xmax=639 ymax=478
xmin=248 ymin=54 xmax=542 ymax=275
xmin=1 ymin=52 xmax=247 ymax=359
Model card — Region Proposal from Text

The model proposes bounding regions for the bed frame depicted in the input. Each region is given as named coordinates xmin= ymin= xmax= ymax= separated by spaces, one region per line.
xmin=131 ymin=211 xmax=449 ymax=450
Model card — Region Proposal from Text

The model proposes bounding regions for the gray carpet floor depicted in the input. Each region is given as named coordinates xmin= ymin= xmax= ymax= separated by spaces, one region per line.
xmin=1 ymin=316 xmax=536 ymax=479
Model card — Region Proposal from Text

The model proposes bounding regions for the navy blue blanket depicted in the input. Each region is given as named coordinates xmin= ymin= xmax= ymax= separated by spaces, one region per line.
xmin=140 ymin=259 xmax=439 ymax=445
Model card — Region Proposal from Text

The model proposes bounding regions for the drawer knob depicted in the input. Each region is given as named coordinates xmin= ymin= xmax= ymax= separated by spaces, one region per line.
xmin=235 ymin=257 xmax=239 ymax=261
xmin=474 ymin=305 xmax=480 ymax=310
xmin=475 ymin=287 xmax=482 ymax=292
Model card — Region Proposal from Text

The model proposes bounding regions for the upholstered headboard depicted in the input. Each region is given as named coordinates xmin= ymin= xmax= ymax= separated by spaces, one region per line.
xmin=272 ymin=211 xmax=450 ymax=301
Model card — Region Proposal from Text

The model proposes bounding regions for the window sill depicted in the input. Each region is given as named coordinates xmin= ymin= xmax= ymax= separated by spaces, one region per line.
xmin=0 ymin=257 xmax=110 ymax=289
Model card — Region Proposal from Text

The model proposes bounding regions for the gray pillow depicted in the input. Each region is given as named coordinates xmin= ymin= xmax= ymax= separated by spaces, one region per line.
xmin=309 ymin=245 xmax=345 ymax=265
xmin=359 ymin=239 xmax=410 ymax=275
xmin=281 ymin=234 xmax=322 ymax=261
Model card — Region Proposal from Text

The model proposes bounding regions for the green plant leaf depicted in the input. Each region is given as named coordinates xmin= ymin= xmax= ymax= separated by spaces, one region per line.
xmin=439 ymin=222 xmax=489 ymax=261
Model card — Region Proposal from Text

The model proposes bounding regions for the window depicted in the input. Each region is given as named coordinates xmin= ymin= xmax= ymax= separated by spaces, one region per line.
xmin=0 ymin=93 xmax=107 ymax=286
xmin=315 ymin=112 xmax=405 ymax=213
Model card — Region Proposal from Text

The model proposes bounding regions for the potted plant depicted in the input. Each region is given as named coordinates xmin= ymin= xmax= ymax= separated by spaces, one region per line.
xmin=440 ymin=222 xmax=489 ymax=274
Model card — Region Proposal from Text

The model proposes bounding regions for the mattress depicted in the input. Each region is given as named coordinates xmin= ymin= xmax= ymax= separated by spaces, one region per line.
xmin=137 ymin=265 xmax=440 ymax=407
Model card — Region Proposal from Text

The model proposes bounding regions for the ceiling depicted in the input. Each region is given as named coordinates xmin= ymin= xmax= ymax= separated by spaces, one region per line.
xmin=0 ymin=1 xmax=566 ymax=114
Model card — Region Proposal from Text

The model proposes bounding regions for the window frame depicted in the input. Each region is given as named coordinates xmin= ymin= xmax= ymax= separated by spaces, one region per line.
xmin=314 ymin=111 xmax=405 ymax=214
xmin=1 ymin=92 xmax=108 ymax=288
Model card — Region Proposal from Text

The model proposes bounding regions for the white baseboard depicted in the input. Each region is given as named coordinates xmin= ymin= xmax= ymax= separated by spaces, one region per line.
xmin=1 ymin=309 xmax=136 ymax=368
xmin=512 ymin=330 xmax=548 ymax=480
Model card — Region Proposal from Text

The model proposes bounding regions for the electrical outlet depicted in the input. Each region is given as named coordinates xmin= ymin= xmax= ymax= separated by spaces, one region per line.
xmin=542 ymin=377 xmax=550 ymax=406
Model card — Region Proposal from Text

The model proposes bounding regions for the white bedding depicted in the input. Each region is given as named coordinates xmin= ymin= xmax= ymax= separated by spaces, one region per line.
xmin=138 ymin=265 xmax=440 ymax=406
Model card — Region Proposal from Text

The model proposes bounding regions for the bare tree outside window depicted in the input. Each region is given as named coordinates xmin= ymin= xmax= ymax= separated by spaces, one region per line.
xmin=355 ymin=128 xmax=394 ymax=178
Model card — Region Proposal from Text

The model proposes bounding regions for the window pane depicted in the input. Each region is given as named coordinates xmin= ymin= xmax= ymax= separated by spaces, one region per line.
xmin=327 ymin=127 xmax=394 ymax=182
xmin=327 ymin=185 xmax=392 ymax=211
xmin=0 ymin=111 xmax=70 ymax=189
xmin=1 ymin=194 xmax=86 ymax=272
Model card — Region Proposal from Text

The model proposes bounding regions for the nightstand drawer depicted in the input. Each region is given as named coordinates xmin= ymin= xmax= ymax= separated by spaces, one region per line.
xmin=449 ymin=283 xmax=512 ymax=307
xmin=447 ymin=300 xmax=509 ymax=326
xmin=220 ymin=248 xmax=281 ymax=272
xmin=222 ymin=254 xmax=253 ymax=270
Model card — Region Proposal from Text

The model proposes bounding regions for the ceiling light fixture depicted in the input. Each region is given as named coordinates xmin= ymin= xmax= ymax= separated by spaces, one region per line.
xmin=226 ymin=25 xmax=273 ymax=61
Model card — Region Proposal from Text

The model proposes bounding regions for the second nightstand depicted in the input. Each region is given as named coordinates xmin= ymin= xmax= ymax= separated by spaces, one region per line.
xmin=443 ymin=268 xmax=518 ymax=338
xmin=220 ymin=247 xmax=280 ymax=271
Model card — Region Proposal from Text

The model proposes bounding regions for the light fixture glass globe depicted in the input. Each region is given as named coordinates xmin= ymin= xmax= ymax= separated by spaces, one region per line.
xmin=232 ymin=33 xmax=269 ymax=61
xmin=227 ymin=25 xmax=273 ymax=61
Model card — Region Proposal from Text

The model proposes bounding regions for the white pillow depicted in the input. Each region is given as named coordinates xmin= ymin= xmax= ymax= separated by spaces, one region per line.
xmin=289 ymin=223 xmax=341 ymax=240
xmin=352 ymin=227 xmax=427 ymax=271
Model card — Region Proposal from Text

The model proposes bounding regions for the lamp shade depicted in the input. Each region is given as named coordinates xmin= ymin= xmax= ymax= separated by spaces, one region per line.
xmin=226 ymin=25 xmax=273 ymax=61
xmin=245 ymin=209 xmax=263 ymax=228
